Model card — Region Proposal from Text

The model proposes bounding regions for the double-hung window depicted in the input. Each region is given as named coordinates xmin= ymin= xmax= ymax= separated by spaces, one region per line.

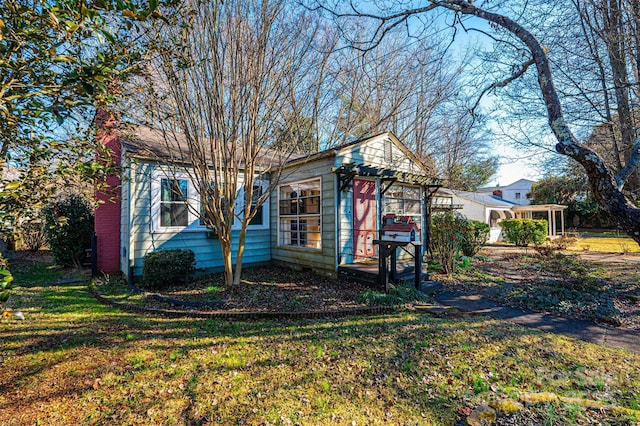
xmin=249 ymin=183 xmax=265 ymax=226
xmin=160 ymin=178 xmax=189 ymax=228
xmin=153 ymin=170 xmax=197 ymax=232
xmin=279 ymin=178 xmax=321 ymax=249
xmin=383 ymin=184 xmax=422 ymax=237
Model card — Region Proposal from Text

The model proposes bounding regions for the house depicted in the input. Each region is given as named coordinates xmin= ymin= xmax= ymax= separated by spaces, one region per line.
xmin=436 ymin=189 xmax=517 ymax=242
xmin=94 ymin=123 xmax=439 ymax=280
xmin=435 ymin=188 xmax=567 ymax=242
xmin=477 ymin=178 xmax=535 ymax=206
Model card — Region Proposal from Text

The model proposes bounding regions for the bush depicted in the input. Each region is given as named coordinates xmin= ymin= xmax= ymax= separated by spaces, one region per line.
xmin=358 ymin=283 xmax=427 ymax=306
xmin=431 ymin=211 xmax=470 ymax=274
xmin=499 ymin=219 xmax=547 ymax=246
xmin=20 ymin=219 xmax=46 ymax=252
xmin=143 ymin=249 xmax=195 ymax=288
xmin=43 ymin=194 xmax=94 ymax=267
xmin=459 ymin=220 xmax=490 ymax=257
xmin=534 ymin=235 xmax=578 ymax=257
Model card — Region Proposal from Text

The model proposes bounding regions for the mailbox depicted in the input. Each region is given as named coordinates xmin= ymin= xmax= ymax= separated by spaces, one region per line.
xmin=380 ymin=214 xmax=419 ymax=242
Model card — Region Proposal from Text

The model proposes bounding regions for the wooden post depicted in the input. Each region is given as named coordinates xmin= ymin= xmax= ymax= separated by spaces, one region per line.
xmin=413 ymin=242 xmax=422 ymax=289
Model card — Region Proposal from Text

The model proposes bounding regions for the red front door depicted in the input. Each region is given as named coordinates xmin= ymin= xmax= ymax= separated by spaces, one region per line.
xmin=353 ymin=179 xmax=377 ymax=260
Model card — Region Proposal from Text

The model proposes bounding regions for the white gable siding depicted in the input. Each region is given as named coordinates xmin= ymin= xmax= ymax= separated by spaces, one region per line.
xmin=335 ymin=135 xmax=425 ymax=175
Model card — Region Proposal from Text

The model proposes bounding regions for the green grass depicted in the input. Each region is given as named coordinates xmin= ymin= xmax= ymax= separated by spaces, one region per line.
xmin=1 ymin=259 xmax=640 ymax=425
xmin=567 ymin=232 xmax=640 ymax=253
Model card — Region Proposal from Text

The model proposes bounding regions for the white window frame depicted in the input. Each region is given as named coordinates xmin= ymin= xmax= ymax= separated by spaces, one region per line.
xmin=151 ymin=169 xmax=200 ymax=233
xmin=151 ymin=168 xmax=269 ymax=233
xmin=277 ymin=177 xmax=322 ymax=250
xmin=383 ymin=183 xmax=423 ymax=239
xmin=244 ymin=179 xmax=270 ymax=230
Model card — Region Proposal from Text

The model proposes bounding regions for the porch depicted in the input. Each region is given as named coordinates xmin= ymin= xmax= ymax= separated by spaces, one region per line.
xmin=338 ymin=260 xmax=423 ymax=287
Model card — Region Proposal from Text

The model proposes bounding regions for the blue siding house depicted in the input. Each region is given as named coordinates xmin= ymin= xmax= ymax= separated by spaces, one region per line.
xmin=94 ymin=126 xmax=439 ymax=280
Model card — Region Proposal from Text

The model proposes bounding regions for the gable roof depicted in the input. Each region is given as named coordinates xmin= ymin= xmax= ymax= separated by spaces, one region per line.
xmin=451 ymin=190 xmax=517 ymax=208
xmin=478 ymin=178 xmax=536 ymax=192
xmin=284 ymin=131 xmax=435 ymax=177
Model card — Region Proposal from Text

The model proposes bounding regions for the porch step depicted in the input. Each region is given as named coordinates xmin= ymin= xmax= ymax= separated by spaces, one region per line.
xmin=339 ymin=263 xmax=434 ymax=290
xmin=338 ymin=267 xmax=377 ymax=287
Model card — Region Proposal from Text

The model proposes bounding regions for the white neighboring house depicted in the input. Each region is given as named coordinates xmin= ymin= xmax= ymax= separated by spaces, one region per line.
xmin=436 ymin=189 xmax=517 ymax=242
xmin=478 ymin=178 xmax=535 ymax=206
xmin=435 ymin=187 xmax=568 ymax=243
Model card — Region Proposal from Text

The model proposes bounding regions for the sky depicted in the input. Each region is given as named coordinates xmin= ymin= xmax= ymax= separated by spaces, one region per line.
xmin=440 ymin=11 xmax=547 ymax=187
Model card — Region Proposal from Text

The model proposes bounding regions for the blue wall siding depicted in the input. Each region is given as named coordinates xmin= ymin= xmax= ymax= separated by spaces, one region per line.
xmin=127 ymin=160 xmax=271 ymax=276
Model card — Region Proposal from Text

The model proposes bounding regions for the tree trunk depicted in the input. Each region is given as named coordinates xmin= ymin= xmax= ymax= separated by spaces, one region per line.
xmin=221 ymin=242 xmax=234 ymax=288
xmin=437 ymin=0 xmax=640 ymax=244
xmin=233 ymin=225 xmax=247 ymax=286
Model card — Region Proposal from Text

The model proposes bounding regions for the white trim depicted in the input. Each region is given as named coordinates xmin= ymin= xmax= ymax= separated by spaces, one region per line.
xmin=150 ymin=166 xmax=270 ymax=234
xmin=277 ymin=176 xmax=322 ymax=250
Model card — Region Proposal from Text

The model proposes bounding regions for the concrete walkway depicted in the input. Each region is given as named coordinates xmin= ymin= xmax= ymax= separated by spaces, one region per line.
xmin=433 ymin=290 xmax=639 ymax=354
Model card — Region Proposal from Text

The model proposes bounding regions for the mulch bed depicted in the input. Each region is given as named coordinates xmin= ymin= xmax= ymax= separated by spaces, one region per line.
xmin=436 ymin=246 xmax=640 ymax=329
xmin=97 ymin=265 xmax=392 ymax=314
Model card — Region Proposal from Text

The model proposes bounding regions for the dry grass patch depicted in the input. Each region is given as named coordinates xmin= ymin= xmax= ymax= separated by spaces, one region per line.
xmin=567 ymin=233 xmax=640 ymax=254
xmin=1 ymin=253 xmax=640 ymax=425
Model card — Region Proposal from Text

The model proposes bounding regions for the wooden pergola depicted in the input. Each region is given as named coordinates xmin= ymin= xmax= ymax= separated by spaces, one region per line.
xmin=511 ymin=204 xmax=568 ymax=238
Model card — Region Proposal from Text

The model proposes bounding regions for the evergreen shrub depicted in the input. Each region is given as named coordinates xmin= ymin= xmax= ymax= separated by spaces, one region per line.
xmin=499 ymin=219 xmax=547 ymax=246
xmin=43 ymin=194 xmax=94 ymax=267
xmin=143 ymin=249 xmax=195 ymax=288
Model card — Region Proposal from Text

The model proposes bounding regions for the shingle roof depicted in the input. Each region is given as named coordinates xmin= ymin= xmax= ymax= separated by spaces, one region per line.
xmin=452 ymin=190 xmax=517 ymax=208
xmin=120 ymin=125 xmax=305 ymax=169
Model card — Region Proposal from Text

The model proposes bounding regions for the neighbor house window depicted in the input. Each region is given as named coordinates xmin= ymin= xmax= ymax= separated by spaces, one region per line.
xmin=160 ymin=178 xmax=189 ymax=227
xmin=515 ymin=192 xmax=521 ymax=199
xmin=279 ymin=178 xmax=321 ymax=249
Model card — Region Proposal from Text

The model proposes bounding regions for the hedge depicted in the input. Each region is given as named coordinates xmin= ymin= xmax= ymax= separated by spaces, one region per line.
xmin=499 ymin=219 xmax=547 ymax=246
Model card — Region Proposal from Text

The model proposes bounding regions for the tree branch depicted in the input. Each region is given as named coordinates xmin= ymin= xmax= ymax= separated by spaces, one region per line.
xmin=470 ymin=58 xmax=535 ymax=118
xmin=615 ymin=136 xmax=640 ymax=189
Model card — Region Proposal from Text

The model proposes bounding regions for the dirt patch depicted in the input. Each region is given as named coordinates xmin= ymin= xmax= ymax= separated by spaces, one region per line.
xmin=97 ymin=265 xmax=423 ymax=313
xmin=436 ymin=246 xmax=640 ymax=329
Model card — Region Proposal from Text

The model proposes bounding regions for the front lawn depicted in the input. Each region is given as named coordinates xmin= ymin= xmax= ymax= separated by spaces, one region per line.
xmin=1 ymin=254 xmax=640 ymax=424
xmin=567 ymin=231 xmax=640 ymax=254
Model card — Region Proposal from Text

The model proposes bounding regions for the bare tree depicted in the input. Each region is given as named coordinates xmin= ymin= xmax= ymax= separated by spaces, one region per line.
xmin=313 ymin=22 xmax=496 ymax=186
xmin=318 ymin=0 xmax=640 ymax=243
xmin=138 ymin=0 xmax=323 ymax=286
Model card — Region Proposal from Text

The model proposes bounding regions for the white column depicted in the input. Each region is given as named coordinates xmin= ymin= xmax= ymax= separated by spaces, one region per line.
xmin=547 ymin=210 xmax=552 ymax=236
xmin=560 ymin=209 xmax=565 ymax=236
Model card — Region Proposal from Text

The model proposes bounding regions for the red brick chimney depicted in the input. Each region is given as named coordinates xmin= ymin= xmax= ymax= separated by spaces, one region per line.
xmin=493 ymin=189 xmax=503 ymax=198
xmin=94 ymin=109 xmax=122 ymax=274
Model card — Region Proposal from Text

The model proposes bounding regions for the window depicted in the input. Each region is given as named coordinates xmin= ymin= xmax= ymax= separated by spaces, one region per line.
xmin=249 ymin=184 xmax=264 ymax=226
xmin=198 ymin=180 xmax=268 ymax=230
xmin=383 ymin=184 xmax=422 ymax=238
xmin=279 ymin=178 xmax=321 ymax=249
xmin=515 ymin=192 xmax=521 ymax=199
xmin=198 ymin=186 xmax=232 ymax=228
xmin=160 ymin=178 xmax=189 ymax=227
xmin=383 ymin=184 xmax=421 ymax=218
